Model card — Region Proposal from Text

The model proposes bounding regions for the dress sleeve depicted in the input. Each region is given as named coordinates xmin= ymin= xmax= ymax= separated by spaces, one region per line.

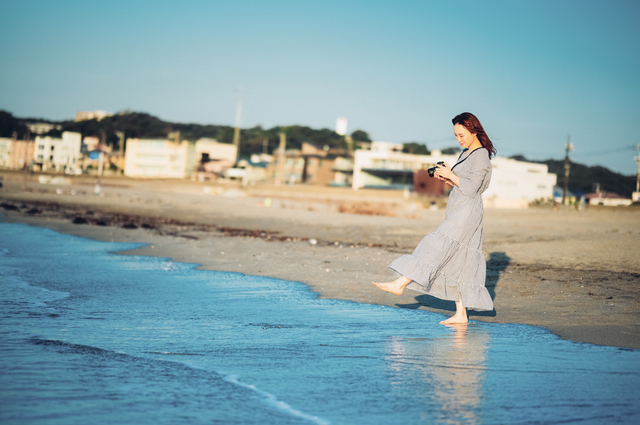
xmin=458 ymin=156 xmax=491 ymax=197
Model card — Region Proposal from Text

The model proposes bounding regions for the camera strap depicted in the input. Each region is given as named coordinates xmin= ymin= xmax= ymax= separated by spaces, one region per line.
xmin=451 ymin=147 xmax=485 ymax=172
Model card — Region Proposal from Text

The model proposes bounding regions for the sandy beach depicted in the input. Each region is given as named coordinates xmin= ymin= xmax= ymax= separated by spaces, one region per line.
xmin=1 ymin=170 xmax=639 ymax=349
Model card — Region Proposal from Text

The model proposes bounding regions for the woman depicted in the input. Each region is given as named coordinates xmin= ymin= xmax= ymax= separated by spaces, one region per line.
xmin=373 ymin=112 xmax=496 ymax=324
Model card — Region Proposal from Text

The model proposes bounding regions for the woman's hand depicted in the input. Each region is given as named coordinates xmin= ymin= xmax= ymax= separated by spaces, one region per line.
xmin=434 ymin=163 xmax=459 ymax=187
xmin=434 ymin=163 xmax=451 ymax=180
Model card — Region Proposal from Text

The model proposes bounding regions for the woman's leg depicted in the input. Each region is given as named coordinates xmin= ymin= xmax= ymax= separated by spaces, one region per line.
xmin=372 ymin=276 xmax=411 ymax=296
xmin=439 ymin=294 xmax=468 ymax=325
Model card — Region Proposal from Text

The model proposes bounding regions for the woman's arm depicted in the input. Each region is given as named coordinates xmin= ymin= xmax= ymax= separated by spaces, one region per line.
xmin=434 ymin=163 xmax=460 ymax=187
xmin=434 ymin=159 xmax=490 ymax=196
xmin=438 ymin=158 xmax=491 ymax=196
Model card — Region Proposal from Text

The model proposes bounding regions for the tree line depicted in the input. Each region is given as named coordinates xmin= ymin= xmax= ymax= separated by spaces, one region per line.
xmin=0 ymin=110 xmax=374 ymax=159
xmin=1 ymin=110 xmax=635 ymax=196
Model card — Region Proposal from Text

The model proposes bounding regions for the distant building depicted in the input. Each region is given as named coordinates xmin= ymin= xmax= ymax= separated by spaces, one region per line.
xmin=124 ymin=138 xmax=197 ymax=178
xmin=74 ymin=110 xmax=112 ymax=122
xmin=266 ymin=142 xmax=337 ymax=185
xmin=353 ymin=145 xmax=458 ymax=191
xmin=33 ymin=131 xmax=82 ymax=172
xmin=335 ymin=117 xmax=348 ymax=136
xmin=83 ymin=136 xmax=101 ymax=152
xmin=5 ymin=139 xmax=35 ymax=170
xmin=222 ymin=159 xmax=268 ymax=186
xmin=267 ymin=153 xmax=336 ymax=185
xmin=190 ymin=138 xmax=238 ymax=181
xmin=0 ymin=138 xmax=11 ymax=168
xmin=332 ymin=156 xmax=354 ymax=187
xmin=370 ymin=141 xmax=404 ymax=153
xmin=483 ymin=157 xmax=557 ymax=208
xmin=25 ymin=122 xmax=61 ymax=135
xmin=352 ymin=145 xmax=557 ymax=208
xmin=583 ymin=192 xmax=632 ymax=207
xmin=357 ymin=141 xmax=372 ymax=151
xmin=195 ymin=138 xmax=237 ymax=164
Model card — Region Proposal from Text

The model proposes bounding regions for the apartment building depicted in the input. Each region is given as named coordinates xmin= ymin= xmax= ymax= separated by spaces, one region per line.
xmin=33 ymin=131 xmax=82 ymax=172
xmin=124 ymin=138 xmax=197 ymax=178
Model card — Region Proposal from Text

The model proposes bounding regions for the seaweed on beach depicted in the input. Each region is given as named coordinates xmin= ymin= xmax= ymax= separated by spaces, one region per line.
xmin=9 ymin=198 xmax=389 ymax=249
xmin=1 ymin=202 xmax=19 ymax=210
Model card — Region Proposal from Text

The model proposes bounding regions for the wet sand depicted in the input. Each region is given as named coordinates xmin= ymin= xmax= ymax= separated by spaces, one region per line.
xmin=1 ymin=171 xmax=639 ymax=348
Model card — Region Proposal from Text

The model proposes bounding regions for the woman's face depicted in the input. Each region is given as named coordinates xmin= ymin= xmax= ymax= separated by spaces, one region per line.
xmin=454 ymin=124 xmax=478 ymax=149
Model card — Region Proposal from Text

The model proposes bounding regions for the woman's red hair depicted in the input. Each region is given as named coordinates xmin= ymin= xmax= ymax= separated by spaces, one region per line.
xmin=452 ymin=112 xmax=496 ymax=159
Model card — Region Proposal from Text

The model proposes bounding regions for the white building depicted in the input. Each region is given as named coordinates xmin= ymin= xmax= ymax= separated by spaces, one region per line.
xmin=25 ymin=122 xmax=61 ymax=135
xmin=194 ymin=138 xmax=237 ymax=163
xmin=353 ymin=145 xmax=459 ymax=190
xmin=83 ymin=136 xmax=101 ymax=152
xmin=34 ymin=131 xmax=82 ymax=172
xmin=0 ymin=138 xmax=11 ymax=168
xmin=352 ymin=145 xmax=557 ymax=208
xmin=370 ymin=140 xmax=404 ymax=153
xmin=124 ymin=138 xmax=197 ymax=178
xmin=482 ymin=157 xmax=557 ymax=208
xmin=584 ymin=192 xmax=633 ymax=207
xmin=74 ymin=110 xmax=112 ymax=122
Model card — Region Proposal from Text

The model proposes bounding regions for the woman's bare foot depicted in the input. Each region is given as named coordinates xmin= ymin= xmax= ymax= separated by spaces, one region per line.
xmin=372 ymin=276 xmax=411 ymax=296
xmin=439 ymin=298 xmax=468 ymax=325
xmin=439 ymin=314 xmax=468 ymax=325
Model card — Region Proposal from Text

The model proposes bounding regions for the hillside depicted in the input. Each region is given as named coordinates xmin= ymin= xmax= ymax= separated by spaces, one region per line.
xmin=0 ymin=110 xmax=371 ymax=159
xmin=541 ymin=159 xmax=636 ymax=198
xmin=509 ymin=155 xmax=636 ymax=197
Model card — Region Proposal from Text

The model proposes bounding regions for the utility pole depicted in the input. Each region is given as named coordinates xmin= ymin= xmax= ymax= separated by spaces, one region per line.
xmin=115 ymin=131 xmax=125 ymax=175
xmin=345 ymin=134 xmax=353 ymax=158
xmin=232 ymin=90 xmax=242 ymax=163
xmin=116 ymin=131 xmax=125 ymax=155
xmin=276 ymin=132 xmax=286 ymax=185
xmin=561 ymin=135 xmax=574 ymax=205
xmin=634 ymin=144 xmax=640 ymax=202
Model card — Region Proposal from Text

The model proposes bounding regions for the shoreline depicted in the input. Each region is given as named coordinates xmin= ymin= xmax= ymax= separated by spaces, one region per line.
xmin=1 ymin=173 xmax=639 ymax=349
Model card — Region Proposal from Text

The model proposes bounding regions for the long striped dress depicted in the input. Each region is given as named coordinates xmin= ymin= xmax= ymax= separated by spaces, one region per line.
xmin=389 ymin=147 xmax=494 ymax=311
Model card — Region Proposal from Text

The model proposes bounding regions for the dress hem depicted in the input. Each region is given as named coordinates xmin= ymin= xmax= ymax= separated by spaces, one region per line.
xmin=389 ymin=253 xmax=494 ymax=311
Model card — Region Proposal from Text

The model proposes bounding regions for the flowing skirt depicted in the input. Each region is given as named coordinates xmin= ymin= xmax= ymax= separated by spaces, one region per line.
xmin=388 ymin=187 xmax=493 ymax=311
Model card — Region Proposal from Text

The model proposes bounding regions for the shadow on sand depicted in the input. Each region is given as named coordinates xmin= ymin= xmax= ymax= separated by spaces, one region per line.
xmin=396 ymin=251 xmax=511 ymax=318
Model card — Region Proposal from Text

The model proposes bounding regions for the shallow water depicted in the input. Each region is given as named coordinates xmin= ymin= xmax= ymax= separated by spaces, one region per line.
xmin=1 ymin=222 xmax=639 ymax=425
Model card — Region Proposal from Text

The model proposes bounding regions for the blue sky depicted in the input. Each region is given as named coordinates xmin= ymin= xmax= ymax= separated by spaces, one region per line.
xmin=1 ymin=0 xmax=639 ymax=174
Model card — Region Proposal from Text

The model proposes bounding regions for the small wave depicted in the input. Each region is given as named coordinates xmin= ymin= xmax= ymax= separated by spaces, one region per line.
xmin=246 ymin=322 xmax=295 ymax=329
xmin=0 ymin=248 xmax=10 ymax=256
xmin=31 ymin=338 xmax=329 ymax=423
xmin=0 ymin=275 xmax=70 ymax=308
xmin=32 ymin=338 xmax=122 ymax=356
xmin=161 ymin=261 xmax=177 ymax=271
xmin=224 ymin=375 xmax=330 ymax=425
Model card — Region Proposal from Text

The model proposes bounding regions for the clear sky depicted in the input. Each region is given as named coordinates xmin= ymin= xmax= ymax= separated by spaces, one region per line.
xmin=1 ymin=0 xmax=639 ymax=175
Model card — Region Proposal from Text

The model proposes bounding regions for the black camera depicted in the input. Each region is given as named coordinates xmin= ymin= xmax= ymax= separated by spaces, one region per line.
xmin=428 ymin=161 xmax=445 ymax=178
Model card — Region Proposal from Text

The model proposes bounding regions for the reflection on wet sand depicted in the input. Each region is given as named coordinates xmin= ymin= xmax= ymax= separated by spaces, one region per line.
xmin=386 ymin=324 xmax=490 ymax=424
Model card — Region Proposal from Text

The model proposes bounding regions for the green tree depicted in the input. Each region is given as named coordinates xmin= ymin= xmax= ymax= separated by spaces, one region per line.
xmin=542 ymin=159 xmax=635 ymax=197
xmin=509 ymin=154 xmax=528 ymax=161
xmin=402 ymin=142 xmax=430 ymax=155
xmin=0 ymin=110 xmax=29 ymax=139
xmin=351 ymin=129 xmax=372 ymax=143
xmin=441 ymin=147 xmax=461 ymax=155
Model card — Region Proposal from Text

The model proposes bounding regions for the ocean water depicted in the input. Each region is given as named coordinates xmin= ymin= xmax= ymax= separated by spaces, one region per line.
xmin=1 ymin=222 xmax=639 ymax=425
